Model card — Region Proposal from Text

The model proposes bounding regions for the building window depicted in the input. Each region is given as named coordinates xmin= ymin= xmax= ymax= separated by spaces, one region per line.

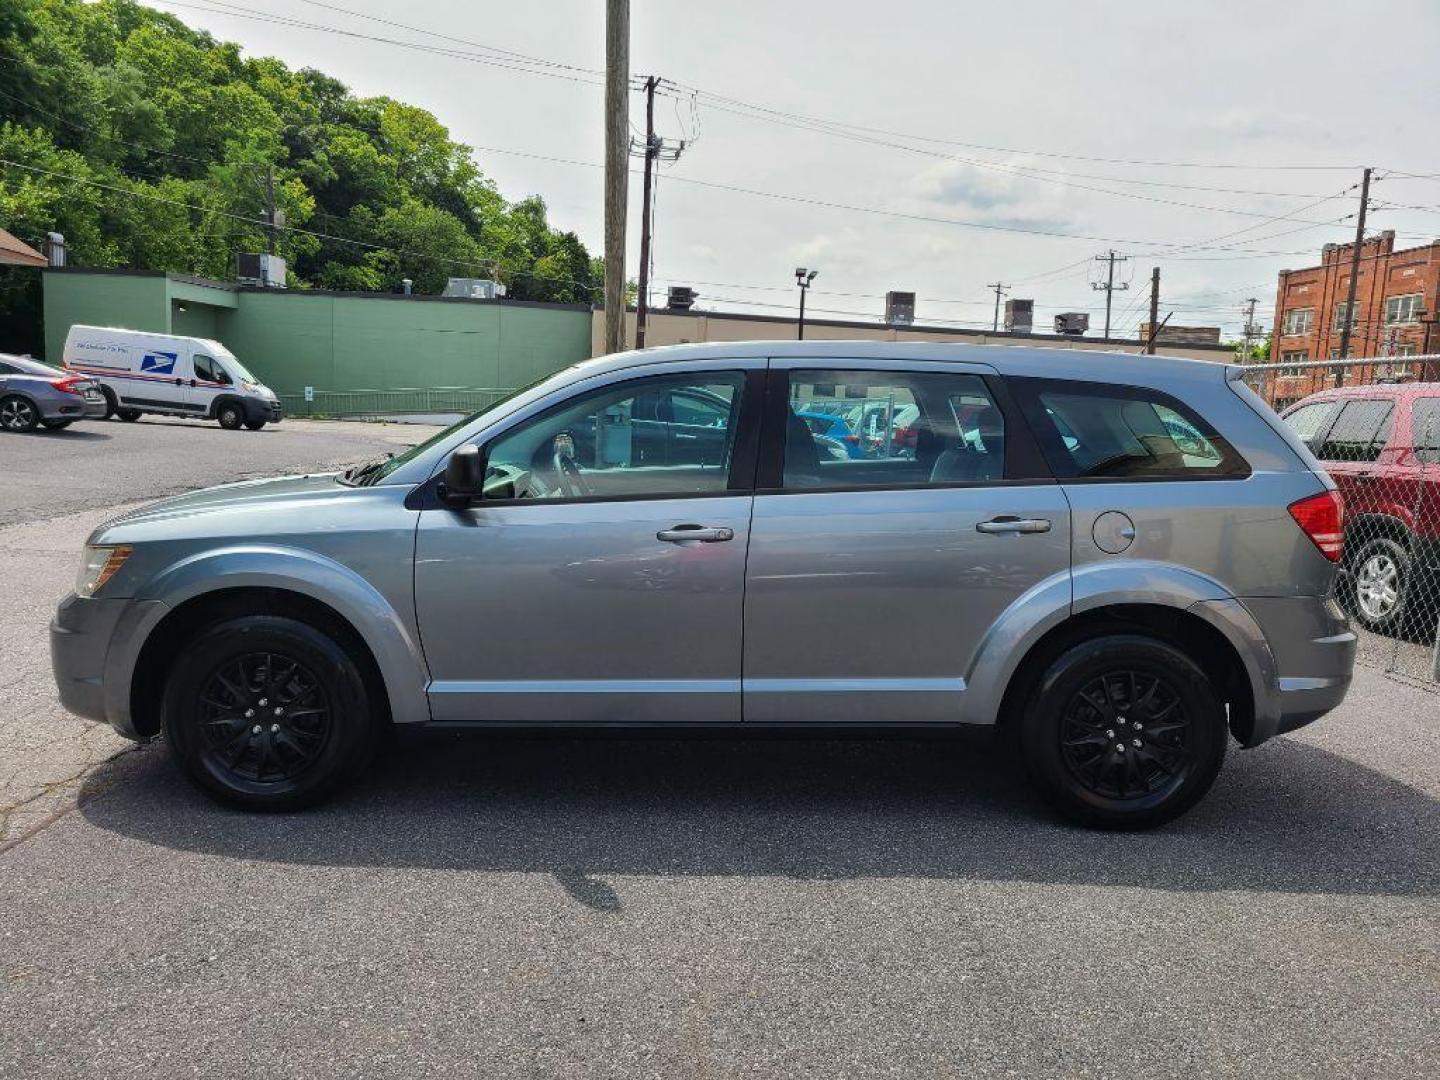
xmin=1278 ymin=349 xmax=1308 ymax=377
xmin=1384 ymin=293 xmax=1423 ymax=326
xmin=1281 ymin=308 xmax=1314 ymax=336
xmin=1333 ymin=302 xmax=1355 ymax=332
xmin=1396 ymin=343 xmax=1419 ymax=357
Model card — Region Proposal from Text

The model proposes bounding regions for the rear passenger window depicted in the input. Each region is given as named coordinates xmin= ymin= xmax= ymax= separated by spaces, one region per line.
xmin=1012 ymin=378 xmax=1248 ymax=480
xmin=1283 ymin=400 xmax=1340 ymax=450
xmin=1317 ymin=399 xmax=1393 ymax=463
xmin=781 ymin=369 xmax=1005 ymax=489
xmin=1413 ymin=399 xmax=1440 ymax=465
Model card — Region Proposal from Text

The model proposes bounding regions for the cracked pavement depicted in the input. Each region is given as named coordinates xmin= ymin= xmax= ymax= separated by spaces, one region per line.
xmin=0 ymin=415 xmax=441 ymax=845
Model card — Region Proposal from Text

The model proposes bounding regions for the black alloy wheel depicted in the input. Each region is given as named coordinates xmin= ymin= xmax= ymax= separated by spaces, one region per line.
xmin=1058 ymin=669 xmax=1192 ymax=801
xmin=163 ymin=615 xmax=377 ymax=810
xmin=196 ymin=651 xmax=334 ymax=784
xmin=1017 ymin=634 xmax=1227 ymax=830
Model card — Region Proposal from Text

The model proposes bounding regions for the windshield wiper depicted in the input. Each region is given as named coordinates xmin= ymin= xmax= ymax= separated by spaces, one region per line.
xmin=338 ymin=455 xmax=390 ymax=486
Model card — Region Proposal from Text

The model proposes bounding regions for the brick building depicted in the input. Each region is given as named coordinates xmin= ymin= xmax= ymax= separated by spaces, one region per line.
xmin=1267 ymin=231 xmax=1440 ymax=407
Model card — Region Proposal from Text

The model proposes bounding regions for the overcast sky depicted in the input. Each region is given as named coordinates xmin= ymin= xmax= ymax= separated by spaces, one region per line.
xmin=158 ymin=0 xmax=1440 ymax=340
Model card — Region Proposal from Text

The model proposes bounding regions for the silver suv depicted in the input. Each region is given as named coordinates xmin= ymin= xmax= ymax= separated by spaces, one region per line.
xmin=50 ymin=343 xmax=1355 ymax=828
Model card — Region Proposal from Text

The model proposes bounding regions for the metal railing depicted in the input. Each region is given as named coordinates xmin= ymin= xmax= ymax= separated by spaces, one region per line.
xmin=1242 ymin=353 xmax=1440 ymax=686
xmin=277 ymin=386 xmax=515 ymax=419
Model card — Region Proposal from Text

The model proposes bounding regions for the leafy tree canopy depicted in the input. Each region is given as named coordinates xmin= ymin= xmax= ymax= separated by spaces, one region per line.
xmin=0 ymin=0 xmax=600 ymax=354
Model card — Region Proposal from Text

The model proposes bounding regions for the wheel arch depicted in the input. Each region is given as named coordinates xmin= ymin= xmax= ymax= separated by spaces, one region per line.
xmin=1345 ymin=512 xmax=1413 ymax=557
xmin=114 ymin=548 xmax=430 ymax=737
xmin=208 ymin=393 xmax=248 ymax=421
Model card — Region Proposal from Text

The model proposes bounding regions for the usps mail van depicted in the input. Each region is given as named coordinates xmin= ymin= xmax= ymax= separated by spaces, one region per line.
xmin=62 ymin=326 xmax=282 ymax=430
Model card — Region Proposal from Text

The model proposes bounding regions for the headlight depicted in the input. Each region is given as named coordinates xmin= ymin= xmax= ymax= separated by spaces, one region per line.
xmin=75 ymin=545 xmax=132 ymax=597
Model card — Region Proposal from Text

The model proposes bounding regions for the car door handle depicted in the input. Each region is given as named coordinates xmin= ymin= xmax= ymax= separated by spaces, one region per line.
xmin=976 ymin=516 xmax=1052 ymax=535
xmin=657 ymin=524 xmax=734 ymax=544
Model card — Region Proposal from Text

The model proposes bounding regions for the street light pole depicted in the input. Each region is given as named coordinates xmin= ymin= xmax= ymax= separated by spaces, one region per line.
xmin=795 ymin=267 xmax=818 ymax=340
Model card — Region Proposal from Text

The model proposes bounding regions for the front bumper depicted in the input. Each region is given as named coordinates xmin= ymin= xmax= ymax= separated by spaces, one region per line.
xmin=244 ymin=397 xmax=283 ymax=424
xmin=50 ymin=593 xmax=169 ymax=740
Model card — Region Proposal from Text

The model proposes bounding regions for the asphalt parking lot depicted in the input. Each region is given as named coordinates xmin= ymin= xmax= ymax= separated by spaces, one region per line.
xmin=2 ymin=415 xmax=1438 ymax=1078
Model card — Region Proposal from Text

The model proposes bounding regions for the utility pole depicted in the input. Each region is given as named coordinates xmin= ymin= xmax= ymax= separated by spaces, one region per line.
xmin=635 ymin=75 xmax=658 ymax=350
xmin=263 ymin=166 xmax=276 ymax=256
xmin=632 ymin=76 xmax=686 ymax=349
xmin=988 ymin=282 xmax=1008 ymax=333
xmin=1336 ymin=166 xmax=1372 ymax=373
xmin=602 ymin=0 xmax=629 ymax=355
xmin=1240 ymin=297 xmax=1263 ymax=362
xmin=1092 ymin=249 xmax=1130 ymax=342
xmin=1145 ymin=266 xmax=1160 ymax=354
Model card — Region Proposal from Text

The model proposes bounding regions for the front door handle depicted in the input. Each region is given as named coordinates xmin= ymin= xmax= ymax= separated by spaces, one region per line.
xmin=976 ymin=516 xmax=1052 ymax=535
xmin=657 ymin=524 xmax=734 ymax=544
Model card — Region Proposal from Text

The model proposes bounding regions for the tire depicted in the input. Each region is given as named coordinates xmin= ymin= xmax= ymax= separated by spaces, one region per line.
xmin=100 ymin=387 xmax=119 ymax=419
xmin=41 ymin=419 xmax=74 ymax=430
xmin=1017 ymin=634 xmax=1228 ymax=830
xmin=116 ymin=408 xmax=141 ymax=422
xmin=161 ymin=615 xmax=378 ymax=811
xmin=1347 ymin=536 xmax=1411 ymax=635
xmin=216 ymin=403 xmax=243 ymax=430
xmin=0 ymin=395 xmax=39 ymax=432
xmin=244 ymin=419 xmax=267 ymax=431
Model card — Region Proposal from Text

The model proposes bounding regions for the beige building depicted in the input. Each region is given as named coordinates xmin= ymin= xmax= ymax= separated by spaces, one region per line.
xmin=593 ymin=307 xmax=1236 ymax=364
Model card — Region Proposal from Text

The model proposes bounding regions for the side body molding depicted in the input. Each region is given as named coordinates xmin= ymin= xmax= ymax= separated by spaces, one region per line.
xmin=107 ymin=545 xmax=432 ymax=731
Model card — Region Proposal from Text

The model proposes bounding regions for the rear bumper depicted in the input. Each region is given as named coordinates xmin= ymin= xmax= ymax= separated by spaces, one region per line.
xmin=1244 ymin=594 xmax=1356 ymax=743
xmin=39 ymin=395 xmax=107 ymax=420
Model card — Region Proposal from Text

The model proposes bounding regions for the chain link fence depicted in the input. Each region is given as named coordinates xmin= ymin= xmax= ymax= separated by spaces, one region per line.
xmin=1242 ymin=353 xmax=1440 ymax=687
xmin=277 ymin=385 xmax=515 ymax=420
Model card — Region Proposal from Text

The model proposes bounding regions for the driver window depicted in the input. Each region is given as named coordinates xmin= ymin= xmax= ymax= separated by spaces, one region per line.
xmin=194 ymin=355 xmax=231 ymax=385
xmin=483 ymin=373 xmax=745 ymax=500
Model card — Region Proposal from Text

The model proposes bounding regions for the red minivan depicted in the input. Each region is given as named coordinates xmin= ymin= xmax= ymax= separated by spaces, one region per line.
xmin=1282 ymin=383 xmax=1440 ymax=635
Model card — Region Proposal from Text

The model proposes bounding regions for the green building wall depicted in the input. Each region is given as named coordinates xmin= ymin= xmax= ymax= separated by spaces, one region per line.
xmin=41 ymin=270 xmax=592 ymax=399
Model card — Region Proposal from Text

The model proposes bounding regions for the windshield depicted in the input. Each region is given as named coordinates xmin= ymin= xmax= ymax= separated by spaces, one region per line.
xmin=342 ymin=370 xmax=564 ymax=486
xmin=214 ymin=349 xmax=257 ymax=384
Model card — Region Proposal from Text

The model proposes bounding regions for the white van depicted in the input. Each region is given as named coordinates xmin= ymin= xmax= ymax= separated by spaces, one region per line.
xmin=62 ymin=326 xmax=282 ymax=430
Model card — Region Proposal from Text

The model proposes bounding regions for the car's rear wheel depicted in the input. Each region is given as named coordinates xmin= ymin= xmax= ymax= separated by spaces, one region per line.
xmin=162 ymin=615 xmax=378 ymax=810
xmin=116 ymin=408 xmax=141 ymax=422
xmin=244 ymin=419 xmax=267 ymax=431
xmin=41 ymin=419 xmax=74 ymax=430
xmin=1018 ymin=634 xmax=1227 ymax=830
xmin=216 ymin=403 xmax=243 ymax=430
xmin=1348 ymin=536 xmax=1411 ymax=634
xmin=0 ymin=395 xmax=39 ymax=432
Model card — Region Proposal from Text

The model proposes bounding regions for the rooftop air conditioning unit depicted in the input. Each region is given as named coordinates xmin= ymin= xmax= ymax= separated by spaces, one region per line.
xmin=1054 ymin=311 xmax=1090 ymax=336
xmin=236 ymin=253 xmax=287 ymax=288
xmin=442 ymin=277 xmax=506 ymax=300
xmin=885 ymin=291 xmax=916 ymax=325
xmin=667 ymin=286 xmax=698 ymax=311
xmin=1004 ymin=298 xmax=1034 ymax=334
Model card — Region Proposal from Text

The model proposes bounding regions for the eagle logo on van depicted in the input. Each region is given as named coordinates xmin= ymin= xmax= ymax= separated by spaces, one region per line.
xmin=139 ymin=351 xmax=178 ymax=375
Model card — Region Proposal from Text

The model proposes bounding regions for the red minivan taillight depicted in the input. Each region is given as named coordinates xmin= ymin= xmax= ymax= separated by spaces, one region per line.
xmin=1288 ymin=490 xmax=1345 ymax=562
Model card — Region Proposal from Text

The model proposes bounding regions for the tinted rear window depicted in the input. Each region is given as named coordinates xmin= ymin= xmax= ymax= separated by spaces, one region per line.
xmin=1414 ymin=398 xmax=1440 ymax=465
xmin=1010 ymin=377 xmax=1248 ymax=480
xmin=1317 ymin=399 xmax=1393 ymax=463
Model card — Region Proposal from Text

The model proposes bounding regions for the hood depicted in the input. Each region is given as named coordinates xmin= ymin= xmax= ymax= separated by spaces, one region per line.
xmin=96 ymin=472 xmax=343 ymax=534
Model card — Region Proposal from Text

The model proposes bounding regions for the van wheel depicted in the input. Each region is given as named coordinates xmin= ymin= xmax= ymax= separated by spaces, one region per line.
xmin=244 ymin=419 xmax=267 ymax=431
xmin=1017 ymin=635 xmax=1227 ymax=830
xmin=162 ymin=615 xmax=377 ymax=811
xmin=0 ymin=395 xmax=39 ymax=432
xmin=100 ymin=387 xmax=119 ymax=419
xmin=116 ymin=409 xmax=141 ymax=422
xmin=217 ymin=403 xmax=243 ymax=430
xmin=1348 ymin=536 xmax=1411 ymax=634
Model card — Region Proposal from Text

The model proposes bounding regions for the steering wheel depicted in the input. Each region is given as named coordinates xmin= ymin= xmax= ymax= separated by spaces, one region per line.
xmin=550 ymin=432 xmax=593 ymax=498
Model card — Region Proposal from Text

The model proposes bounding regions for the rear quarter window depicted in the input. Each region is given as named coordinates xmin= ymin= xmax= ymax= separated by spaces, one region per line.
xmin=1010 ymin=377 xmax=1249 ymax=481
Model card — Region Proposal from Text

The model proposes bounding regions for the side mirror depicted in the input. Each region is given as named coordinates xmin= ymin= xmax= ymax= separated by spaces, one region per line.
xmin=440 ymin=444 xmax=486 ymax=505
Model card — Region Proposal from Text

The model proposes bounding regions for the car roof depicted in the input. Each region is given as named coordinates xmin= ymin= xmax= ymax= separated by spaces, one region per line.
xmin=0 ymin=353 xmax=57 ymax=375
xmin=572 ymin=340 xmax=1233 ymax=389
xmin=1286 ymin=381 xmax=1440 ymax=407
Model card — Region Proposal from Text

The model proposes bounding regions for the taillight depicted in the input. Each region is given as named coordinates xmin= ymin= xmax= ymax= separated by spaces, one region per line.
xmin=49 ymin=375 xmax=83 ymax=395
xmin=1288 ymin=490 xmax=1345 ymax=562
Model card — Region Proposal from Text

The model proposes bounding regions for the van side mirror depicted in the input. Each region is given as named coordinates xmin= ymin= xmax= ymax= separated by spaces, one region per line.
xmin=440 ymin=445 xmax=486 ymax=505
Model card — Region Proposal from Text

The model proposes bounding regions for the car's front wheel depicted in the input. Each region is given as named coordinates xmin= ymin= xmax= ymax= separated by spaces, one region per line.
xmin=1018 ymin=634 xmax=1228 ymax=830
xmin=162 ymin=615 xmax=378 ymax=810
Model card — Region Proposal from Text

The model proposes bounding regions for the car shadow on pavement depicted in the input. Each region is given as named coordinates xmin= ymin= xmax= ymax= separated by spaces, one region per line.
xmin=77 ymin=730 xmax=1438 ymax=910
xmin=27 ymin=428 xmax=111 ymax=441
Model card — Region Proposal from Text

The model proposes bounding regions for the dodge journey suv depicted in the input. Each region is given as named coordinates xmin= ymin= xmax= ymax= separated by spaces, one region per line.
xmin=51 ymin=342 xmax=1355 ymax=828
